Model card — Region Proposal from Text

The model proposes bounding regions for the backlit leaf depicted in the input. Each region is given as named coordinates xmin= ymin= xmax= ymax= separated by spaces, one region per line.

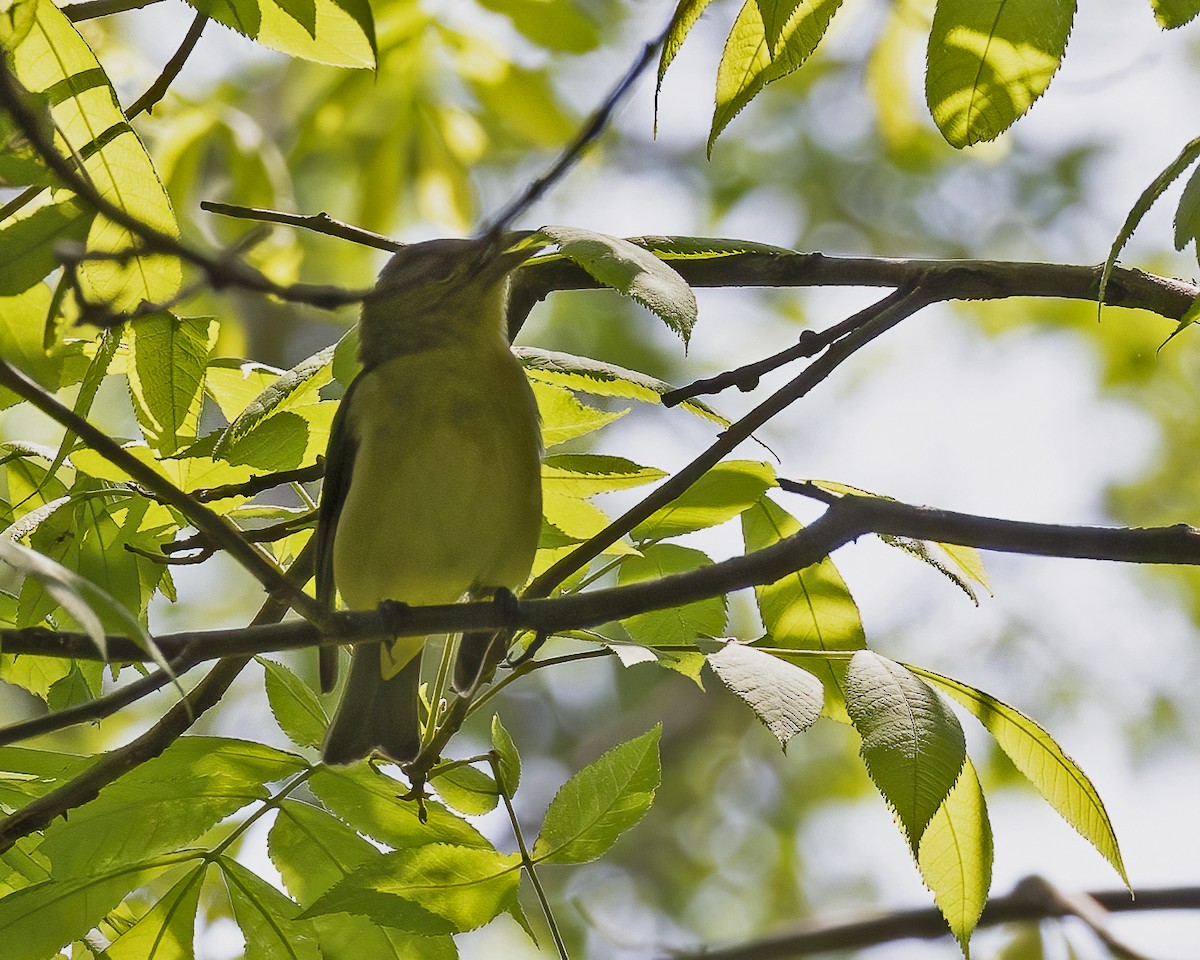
xmin=532 ymin=725 xmax=661 ymax=864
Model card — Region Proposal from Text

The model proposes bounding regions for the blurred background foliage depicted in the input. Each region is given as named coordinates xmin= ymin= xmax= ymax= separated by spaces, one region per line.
xmin=3 ymin=0 xmax=1200 ymax=956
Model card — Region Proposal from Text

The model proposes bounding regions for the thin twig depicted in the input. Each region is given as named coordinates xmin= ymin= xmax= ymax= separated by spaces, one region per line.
xmin=478 ymin=21 xmax=673 ymax=241
xmin=489 ymin=753 xmax=570 ymax=960
xmin=61 ymin=0 xmax=165 ymax=20
xmin=0 ymin=664 xmax=189 ymax=747
xmin=525 ymin=286 xmax=929 ymax=598
xmin=201 ymin=202 xmax=404 ymax=252
xmin=124 ymin=10 xmax=208 ymax=118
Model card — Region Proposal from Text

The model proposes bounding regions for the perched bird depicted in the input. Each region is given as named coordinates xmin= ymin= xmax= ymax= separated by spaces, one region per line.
xmin=317 ymin=237 xmax=543 ymax=765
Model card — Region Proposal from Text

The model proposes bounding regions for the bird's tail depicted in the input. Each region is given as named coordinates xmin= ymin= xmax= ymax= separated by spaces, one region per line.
xmin=321 ymin=642 xmax=423 ymax=765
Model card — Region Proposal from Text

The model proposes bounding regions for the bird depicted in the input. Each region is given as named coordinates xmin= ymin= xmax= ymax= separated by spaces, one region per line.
xmin=316 ymin=236 xmax=543 ymax=765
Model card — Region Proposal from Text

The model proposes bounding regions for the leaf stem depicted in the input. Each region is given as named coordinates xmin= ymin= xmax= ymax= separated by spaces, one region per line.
xmin=488 ymin=753 xmax=569 ymax=960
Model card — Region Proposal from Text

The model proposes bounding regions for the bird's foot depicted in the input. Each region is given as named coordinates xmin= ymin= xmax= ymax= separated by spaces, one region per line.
xmin=377 ymin=598 xmax=411 ymax=638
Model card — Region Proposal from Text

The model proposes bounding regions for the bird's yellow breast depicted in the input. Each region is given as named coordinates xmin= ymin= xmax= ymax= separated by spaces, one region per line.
xmin=332 ymin=342 xmax=542 ymax=612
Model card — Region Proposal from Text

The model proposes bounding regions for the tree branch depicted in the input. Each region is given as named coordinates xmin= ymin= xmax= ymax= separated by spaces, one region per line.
xmin=667 ymin=879 xmax=1200 ymax=960
xmin=6 ymin=493 xmax=1200 ymax=666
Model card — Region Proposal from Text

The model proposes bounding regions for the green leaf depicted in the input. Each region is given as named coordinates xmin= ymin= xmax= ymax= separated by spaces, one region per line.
xmin=656 ymin=0 xmax=715 ymax=120
xmin=879 ymin=534 xmax=988 ymax=604
xmin=1174 ymin=161 xmax=1200 ymax=258
xmin=432 ymin=762 xmax=499 ymax=816
xmin=530 ymin=380 xmax=627 ymax=448
xmin=490 ymin=715 xmax=521 ymax=796
xmin=911 ymin=667 xmax=1128 ymax=885
xmin=917 ymin=756 xmax=992 ymax=955
xmin=269 ymin=800 xmax=378 ymax=904
xmin=0 ymin=856 xmax=181 ymax=960
xmin=845 ymin=652 xmax=966 ymax=853
xmin=926 ymin=0 xmax=1075 ymax=147
xmin=305 ymin=844 xmax=520 ymax=935
xmin=1100 ymin=134 xmax=1200 ymax=312
xmin=213 ymin=345 xmax=337 ymax=470
xmin=618 ymin=543 xmax=727 ymax=646
xmin=706 ymin=640 xmax=824 ymax=748
xmin=1 ymin=0 xmax=182 ymax=311
xmin=37 ymin=737 xmax=305 ymax=875
xmin=532 ymin=725 xmax=661 ymax=865
xmin=535 ymin=226 xmax=698 ymax=343
xmin=0 ymin=536 xmax=110 ymax=658
xmin=0 ymin=285 xmax=91 ymax=408
xmin=542 ymin=454 xmax=666 ymax=498
xmin=106 ymin=864 xmax=205 ymax=960
xmin=184 ymin=0 xmax=376 ymax=68
xmin=516 ymin=346 xmax=726 ymax=425
xmin=0 ymin=745 xmax=92 ymax=808
xmin=0 ymin=196 xmax=90 ymax=296
xmin=309 ymin=765 xmax=489 ymax=849
xmin=633 ymin=460 xmax=775 ymax=541
xmin=710 ymin=0 xmax=844 ymax=153
xmin=220 ymin=856 xmax=322 ymax=960
xmin=127 ymin=314 xmax=216 ymax=456
xmin=742 ymin=496 xmax=865 ymax=715
xmin=1150 ymin=0 xmax=1200 ymax=27
xmin=475 ymin=0 xmax=599 ymax=52
xmin=260 ymin=656 xmax=329 ymax=749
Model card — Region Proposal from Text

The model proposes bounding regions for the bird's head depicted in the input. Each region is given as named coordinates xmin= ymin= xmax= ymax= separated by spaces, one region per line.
xmin=359 ymin=234 xmax=536 ymax=369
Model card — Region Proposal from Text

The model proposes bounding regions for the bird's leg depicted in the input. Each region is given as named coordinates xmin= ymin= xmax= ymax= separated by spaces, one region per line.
xmin=453 ymin=587 xmax=521 ymax=694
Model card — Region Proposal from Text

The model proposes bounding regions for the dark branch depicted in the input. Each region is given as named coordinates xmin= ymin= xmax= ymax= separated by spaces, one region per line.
xmin=478 ymin=22 xmax=672 ymax=241
xmin=670 ymin=879 xmax=1200 ymax=960
xmin=124 ymin=10 xmax=207 ymax=118
xmin=200 ymin=202 xmax=405 ymax=253
xmin=7 ymin=493 xmax=1200 ymax=666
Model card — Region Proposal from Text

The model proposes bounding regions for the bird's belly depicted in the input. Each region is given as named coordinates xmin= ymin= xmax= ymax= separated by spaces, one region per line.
xmin=332 ymin=350 xmax=542 ymax=611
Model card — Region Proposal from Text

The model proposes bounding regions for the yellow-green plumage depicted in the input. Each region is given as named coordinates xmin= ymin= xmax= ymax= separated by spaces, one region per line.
xmin=319 ymin=238 xmax=542 ymax=765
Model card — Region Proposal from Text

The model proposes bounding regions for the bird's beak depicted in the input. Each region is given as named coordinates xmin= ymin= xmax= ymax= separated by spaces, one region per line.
xmin=468 ymin=230 xmax=541 ymax=285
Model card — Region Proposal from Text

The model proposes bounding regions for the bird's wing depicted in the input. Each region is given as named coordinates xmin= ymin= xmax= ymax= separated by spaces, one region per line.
xmin=315 ymin=374 xmax=363 ymax=691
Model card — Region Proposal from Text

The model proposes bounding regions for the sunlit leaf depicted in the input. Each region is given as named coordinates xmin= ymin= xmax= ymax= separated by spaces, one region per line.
xmin=926 ymin=0 xmax=1075 ymax=147
xmin=308 ymin=765 xmax=489 ymax=850
xmin=742 ymin=496 xmax=865 ymax=716
xmin=0 ymin=856 xmax=182 ymax=960
xmin=432 ymin=762 xmax=499 ymax=816
xmin=1 ymin=0 xmax=182 ymax=311
xmin=1151 ymin=0 xmax=1200 ymax=28
xmin=912 ymin=667 xmax=1128 ymax=885
xmin=710 ymin=0 xmax=843 ymax=152
xmin=656 ymin=0 xmax=717 ymax=122
xmin=530 ymin=380 xmax=626 ymax=448
xmin=37 ymin=738 xmax=304 ymax=875
xmin=845 ymin=652 xmax=966 ymax=853
xmin=106 ymin=864 xmax=205 ymax=960
xmin=618 ymin=543 xmax=727 ymax=646
xmin=490 ymin=715 xmax=521 ymax=797
xmin=260 ymin=656 xmax=329 ymax=750
xmin=127 ymin=314 xmax=216 ymax=456
xmin=517 ymin=347 xmax=725 ymax=424
xmin=707 ymin=640 xmax=823 ymax=747
xmin=918 ymin=756 xmax=992 ymax=953
xmin=532 ymin=725 xmax=661 ymax=864
xmin=535 ymin=226 xmax=698 ymax=343
xmin=304 ymin=843 xmax=520 ymax=934
xmin=185 ymin=0 xmax=376 ymax=68
xmin=220 ymin=856 xmax=322 ymax=960
xmin=633 ymin=460 xmax=775 ymax=541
